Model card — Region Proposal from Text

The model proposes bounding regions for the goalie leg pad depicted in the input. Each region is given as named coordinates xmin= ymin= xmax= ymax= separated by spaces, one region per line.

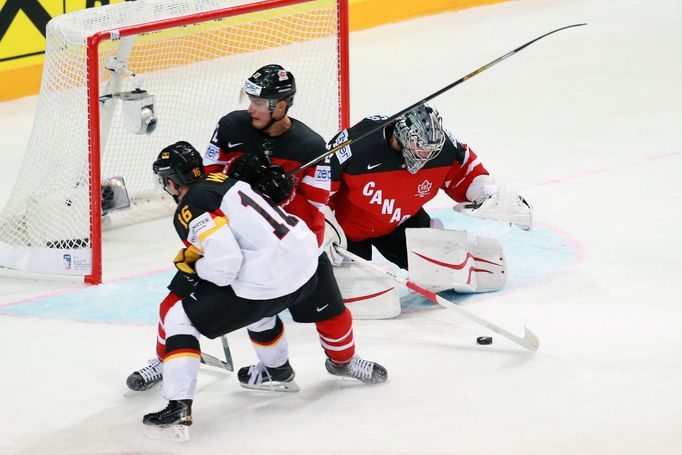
xmin=332 ymin=261 xmax=401 ymax=319
xmin=406 ymin=228 xmax=506 ymax=293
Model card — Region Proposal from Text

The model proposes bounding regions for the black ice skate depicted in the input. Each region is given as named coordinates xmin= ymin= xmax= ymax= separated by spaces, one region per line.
xmin=237 ymin=360 xmax=299 ymax=392
xmin=142 ymin=399 xmax=192 ymax=441
xmin=127 ymin=358 xmax=163 ymax=391
xmin=143 ymin=399 xmax=193 ymax=426
xmin=325 ymin=355 xmax=388 ymax=384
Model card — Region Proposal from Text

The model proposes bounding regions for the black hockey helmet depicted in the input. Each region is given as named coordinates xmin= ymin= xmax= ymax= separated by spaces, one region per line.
xmin=243 ymin=64 xmax=296 ymax=110
xmin=153 ymin=141 xmax=205 ymax=192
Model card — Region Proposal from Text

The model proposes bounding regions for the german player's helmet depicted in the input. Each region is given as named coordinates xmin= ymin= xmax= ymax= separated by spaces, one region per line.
xmin=153 ymin=141 xmax=205 ymax=191
xmin=243 ymin=64 xmax=296 ymax=110
xmin=394 ymin=103 xmax=446 ymax=174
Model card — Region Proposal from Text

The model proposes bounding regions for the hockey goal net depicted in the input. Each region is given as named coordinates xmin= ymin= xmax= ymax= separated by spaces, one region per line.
xmin=0 ymin=0 xmax=349 ymax=284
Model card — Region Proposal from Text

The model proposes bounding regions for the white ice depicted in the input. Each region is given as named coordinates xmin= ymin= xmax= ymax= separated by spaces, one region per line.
xmin=1 ymin=0 xmax=681 ymax=453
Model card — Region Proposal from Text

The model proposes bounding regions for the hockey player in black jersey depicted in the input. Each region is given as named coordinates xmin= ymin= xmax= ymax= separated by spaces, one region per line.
xmin=142 ymin=141 xmax=386 ymax=430
xmin=128 ymin=65 xmax=384 ymax=395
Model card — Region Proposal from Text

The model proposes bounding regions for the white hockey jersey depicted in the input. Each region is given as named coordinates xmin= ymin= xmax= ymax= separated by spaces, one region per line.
xmin=174 ymin=173 xmax=318 ymax=300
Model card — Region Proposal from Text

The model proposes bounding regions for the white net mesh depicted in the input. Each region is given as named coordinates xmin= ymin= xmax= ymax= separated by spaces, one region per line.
xmin=0 ymin=0 xmax=343 ymax=277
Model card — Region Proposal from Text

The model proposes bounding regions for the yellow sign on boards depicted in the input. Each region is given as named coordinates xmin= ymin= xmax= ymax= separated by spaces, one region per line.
xmin=0 ymin=1 xmax=129 ymax=68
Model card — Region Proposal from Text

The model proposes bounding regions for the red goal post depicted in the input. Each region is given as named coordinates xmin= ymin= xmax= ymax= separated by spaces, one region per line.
xmin=0 ymin=0 xmax=350 ymax=284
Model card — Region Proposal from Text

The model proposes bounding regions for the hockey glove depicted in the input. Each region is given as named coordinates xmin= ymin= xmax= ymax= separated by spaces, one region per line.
xmin=174 ymin=245 xmax=203 ymax=276
xmin=226 ymin=153 xmax=270 ymax=184
xmin=323 ymin=210 xmax=347 ymax=266
xmin=454 ymin=186 xmax=533 ymax=231
xmin=256 ymin=165 xmax=295 ymax=205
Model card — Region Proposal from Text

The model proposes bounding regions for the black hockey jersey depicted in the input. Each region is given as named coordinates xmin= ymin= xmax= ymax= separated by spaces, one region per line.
xmin=203 ymin=110 xmax=331 ymax=246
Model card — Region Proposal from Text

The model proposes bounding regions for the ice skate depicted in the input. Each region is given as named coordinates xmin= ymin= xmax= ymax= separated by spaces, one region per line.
xmin=142 ymin=399 xmax=192 ymax=441
xmin=143 ymin=399 xmax=192 ymax=426
xmin=237 ymin=360 xmax=299 ymax=392
xmin=325 ymin=355 xmax=387 ymax=384
xmin=126 ymin=358 xmax=163 ymax=391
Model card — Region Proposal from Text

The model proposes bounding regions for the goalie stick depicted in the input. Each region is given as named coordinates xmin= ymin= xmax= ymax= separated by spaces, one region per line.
xmin=286 ymin=23 xmax=586 ymax=177
xmin=335 ymin=246 xmax=540 ymax=351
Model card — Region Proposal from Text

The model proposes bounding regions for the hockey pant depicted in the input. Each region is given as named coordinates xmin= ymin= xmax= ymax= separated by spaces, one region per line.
xmin=158 ymin=294 xmax=357 ymax=376
xmin=156 ymin=254 xmax=356 ymax=394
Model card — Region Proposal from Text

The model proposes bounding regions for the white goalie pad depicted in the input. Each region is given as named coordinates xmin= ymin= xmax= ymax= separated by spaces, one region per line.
xmin=454 ymin=186 xmax=533 ymax=231
xmin=332 ymin=260 xmax=401 ymax=319
xmin=406 ymin=228 xmax=506 ymax=293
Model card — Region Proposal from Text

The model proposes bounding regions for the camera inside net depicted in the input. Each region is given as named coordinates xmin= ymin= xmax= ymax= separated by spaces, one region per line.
xmin=121 ymin=88 xmax=158 ymax=135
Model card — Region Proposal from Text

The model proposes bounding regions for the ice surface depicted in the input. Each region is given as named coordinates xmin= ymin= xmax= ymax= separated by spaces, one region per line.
xmin=1 ymin=0 xmax=681 ymax=453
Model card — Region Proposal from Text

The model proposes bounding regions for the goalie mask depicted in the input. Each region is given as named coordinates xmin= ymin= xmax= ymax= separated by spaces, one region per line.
xmin=242 ymin=64 xmax=296 ymax=111
xmin=393 ymin=104 xmax=446 ymax=174
xmin=153 ymin=141 xmax=205 ymax=194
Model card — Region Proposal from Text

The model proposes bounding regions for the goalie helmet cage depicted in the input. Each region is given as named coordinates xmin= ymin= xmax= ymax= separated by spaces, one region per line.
xmin=0 ymin=0 xmax=350 ymax=284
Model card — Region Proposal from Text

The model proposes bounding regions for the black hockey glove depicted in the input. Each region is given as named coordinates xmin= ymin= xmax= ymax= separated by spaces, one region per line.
xmin=255 ymin=165 xmax=295 ymax=205
xmin=226 ymin=153 xmax=269 ymax=184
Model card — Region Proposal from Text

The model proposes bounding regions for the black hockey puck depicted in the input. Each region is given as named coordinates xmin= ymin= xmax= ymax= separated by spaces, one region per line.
xmin=476 ymin=336 xmax=493 ymax=345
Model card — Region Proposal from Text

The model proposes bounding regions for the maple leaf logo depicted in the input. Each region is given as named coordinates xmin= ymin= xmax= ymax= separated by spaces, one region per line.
xmin=415 ymin=179 xmax=432 ymax=198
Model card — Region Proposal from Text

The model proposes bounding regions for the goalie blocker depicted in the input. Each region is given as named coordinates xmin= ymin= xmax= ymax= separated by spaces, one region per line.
xmin=330 ymin=226 xmax=506 ymax=319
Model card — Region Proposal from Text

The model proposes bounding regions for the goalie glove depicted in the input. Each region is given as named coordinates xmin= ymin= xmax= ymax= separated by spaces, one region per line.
xmin=454 ymin=186 xmax=533 ymax=230
xmin=255 ymin=165 xmax=295 ymax=205
xmin=226 ymin=153 xmax=270 ymax=184
xmin=174 ymin=245 xmax=203 ymax=276
xmin=323 ymin=210 xmax=347 ymax=266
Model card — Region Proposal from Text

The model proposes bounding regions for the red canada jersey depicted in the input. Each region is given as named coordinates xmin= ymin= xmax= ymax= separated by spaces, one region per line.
xmin=328 ymin=116 xmax=489 ymax=242
xmin=204 ymin=110 xmax=331 ymax=246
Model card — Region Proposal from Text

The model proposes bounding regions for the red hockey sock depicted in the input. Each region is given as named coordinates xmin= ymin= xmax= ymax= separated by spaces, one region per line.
xmin=315 ymin=308 xmax=355 ymax=364
xmin=156 ymin=292 xmax=182 ymax=360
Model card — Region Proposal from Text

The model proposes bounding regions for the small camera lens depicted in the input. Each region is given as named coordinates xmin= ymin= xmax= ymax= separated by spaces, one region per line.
xmin=146 ymin=117 xmax=158 ymax=134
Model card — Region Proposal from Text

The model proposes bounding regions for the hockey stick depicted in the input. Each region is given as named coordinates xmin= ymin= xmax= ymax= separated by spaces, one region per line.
xmin=335 ymin=246 xmax=540 ymax=351
xmin=199 ymin=336 xmax=234 ymax=372
xmin=220 ymin=335 xmax=234 ymax=372
xmin=286 ymin=23 xmax=586 ymax=177
xmin=200 ymin=351 xmax=232 ymax=371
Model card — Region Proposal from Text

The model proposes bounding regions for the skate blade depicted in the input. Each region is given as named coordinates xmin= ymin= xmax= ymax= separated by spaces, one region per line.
xmin=143 ymin=424 xmax=190 ymax=442
xmin=240 ymin=379 xmax=300 ymax=393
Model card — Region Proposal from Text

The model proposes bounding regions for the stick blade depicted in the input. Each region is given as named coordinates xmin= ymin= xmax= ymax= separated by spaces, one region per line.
xmin=522 ymin=325 xmax=540 ymax=351
xmin=200 ymin=352 xmax=231 ymax=371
